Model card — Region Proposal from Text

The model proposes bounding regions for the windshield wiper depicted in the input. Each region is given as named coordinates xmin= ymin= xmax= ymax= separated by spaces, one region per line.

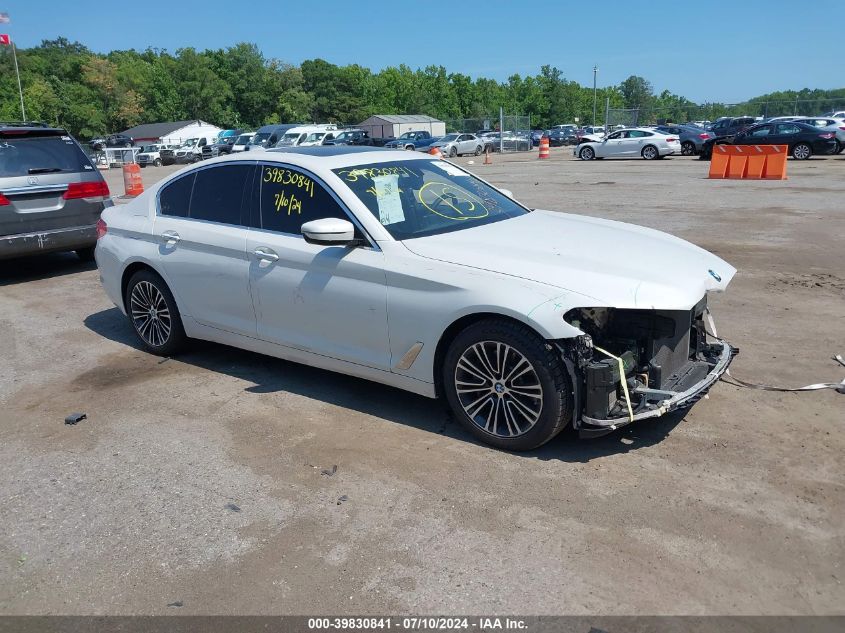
xmin=28 ymin=167 xmax=64 ymax=174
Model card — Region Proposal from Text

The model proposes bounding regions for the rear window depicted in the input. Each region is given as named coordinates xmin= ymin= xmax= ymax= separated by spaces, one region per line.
xmin=0 ymin=133 xmax=92 ymax=178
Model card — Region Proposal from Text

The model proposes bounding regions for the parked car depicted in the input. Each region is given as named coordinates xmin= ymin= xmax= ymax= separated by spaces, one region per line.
xmin=654 ymin=124 xmax=714 ymax=156
xmin=430 ymin=133 xmax=484 ymax=157
xmin=275 ymin=125 xmax=338 ymax=148
xmin=577 ymin=126 xmax=606 ymax=142
xmin=707 ymin=116 xmax=756 ymax=140
xmin=1 ymin=122 xmax=111 ymax=261
xmin=202 ymin=136 xmax=237 ymax=160
xmin=91 ymin=133 xmax=135 ymax=150
xmin=298 ymin=129 xmax=338 ymax=147
xmin=547 ymin=129 xmax=576 ymax=147
xmin=159 ymin=137 xmax=215 ymax=165
xmin=530 ymin=130 xmax=548 ymax=146
xmin=788 ymin=117 xmax=845 ymax=153
xmin=137 ymin=143 xmax=177 ymax=167
xmin=95 ymin=146 xmax=736 ymax=450
xmin=384 ymin=131 xmax=434 ymax=150
xmin=231 ymin=132 xmax=255 ymax=153
xmin=326 ymin=129 xmax=387 ymax=147
xmin=701 ymin=121 xmax=838 ymax=160
xmin=821 ymin=110 xmax=845 ymax=119
xmin=576 ymin=128 xmax=681 ymax=160
xmin=247 ymin=124 xmax=301 ymax=151
xmin=478 ymin=132 xmax=531 ymax=152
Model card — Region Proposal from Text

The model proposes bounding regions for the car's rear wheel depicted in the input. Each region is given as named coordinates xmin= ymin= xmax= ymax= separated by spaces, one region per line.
xmin=681 ymin=141 xmax=696 ymax=156
xmin=642 ymin=145 xmax=659 ymax=160
xmin=578 ymin=146 xmax=595 ymax=160
xmin=449 ymin=146 xmax=458 ymax=158
xmin=442 ymin=319 xmax=572 ymax=451
xmin=474 ymin=145 xmax=482 ymax=156
xmin=791 ymin=143 xmax=812 ymax=160
xmin=75 ymin=247 xmax=95 ymax=262
xmin=125 ymin=269 xmax=187 ymax=356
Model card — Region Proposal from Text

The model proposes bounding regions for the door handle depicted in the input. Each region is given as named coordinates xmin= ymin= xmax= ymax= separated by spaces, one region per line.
xmin=160 ymin=230 xmax=181 ymax=245
xmin=253 ymin=247 xmax=279 ymax=262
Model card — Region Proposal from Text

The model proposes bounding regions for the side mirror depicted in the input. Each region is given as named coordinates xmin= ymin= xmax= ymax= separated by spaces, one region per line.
xmin=301 ymin=218 xmax=357 ymax=246
xmin=498 ymin=188 xmax=514 ymax=199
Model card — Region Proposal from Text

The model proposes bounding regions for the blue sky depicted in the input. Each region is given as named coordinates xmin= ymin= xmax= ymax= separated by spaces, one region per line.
xmin=3 ymin=0 xmax=839 ymax=103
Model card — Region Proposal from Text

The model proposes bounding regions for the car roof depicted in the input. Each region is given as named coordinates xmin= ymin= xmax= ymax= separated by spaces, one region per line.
xmin=200 ymin=146 xmax=431 ymax=171
xmin=0 ymin=123 xmax=67 ymax=135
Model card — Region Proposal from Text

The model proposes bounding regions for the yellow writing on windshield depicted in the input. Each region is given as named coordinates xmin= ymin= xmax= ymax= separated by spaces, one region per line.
xmin=418 ymin=181 xmax=489 ymax=221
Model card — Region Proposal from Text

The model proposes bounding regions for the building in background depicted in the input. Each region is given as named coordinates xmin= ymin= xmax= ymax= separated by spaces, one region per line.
xmin=356 ymin=115 xmax=445 ymax=139
xmin=120 ymin=120 xmax=223 ymax=145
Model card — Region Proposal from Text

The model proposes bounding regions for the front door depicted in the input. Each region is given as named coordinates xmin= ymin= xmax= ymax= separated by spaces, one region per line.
xmin=154 ymin=162 xmax=257 ymax=336
xmin=246 ymin=163 xmax=390 ymax=370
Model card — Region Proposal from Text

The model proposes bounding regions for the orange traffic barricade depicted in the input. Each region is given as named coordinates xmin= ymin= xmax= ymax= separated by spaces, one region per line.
xmin=122 ymin=163 xmax=145 ymax=196
xmin=708 ymin=144 xmax=787 ymax=180
xmin=538 ymin=136 xmax=550 ymax=159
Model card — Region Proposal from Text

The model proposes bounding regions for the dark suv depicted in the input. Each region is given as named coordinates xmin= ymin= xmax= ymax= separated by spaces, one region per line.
xmin=708 ymin=117 xmax=757 ymax=140
xmin=0 ymin=122 xmax=111 ymax=261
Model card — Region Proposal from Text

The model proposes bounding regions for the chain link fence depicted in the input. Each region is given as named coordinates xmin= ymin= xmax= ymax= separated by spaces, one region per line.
xmin=629 ymin=98 xmax=845 ymax=126
xmin=444 ymin=114 xmax=533 ymax=152
xmin=605 ymin=107 xmax=640 ymax=130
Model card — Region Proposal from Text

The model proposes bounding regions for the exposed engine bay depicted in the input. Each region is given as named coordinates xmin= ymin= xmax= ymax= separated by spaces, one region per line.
xmin=562 ymin=296 xmax=736 ymax=436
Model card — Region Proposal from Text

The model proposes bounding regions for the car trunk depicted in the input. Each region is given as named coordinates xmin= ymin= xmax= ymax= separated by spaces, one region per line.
xmin=0 ymin=131 xmax=106 ymax=237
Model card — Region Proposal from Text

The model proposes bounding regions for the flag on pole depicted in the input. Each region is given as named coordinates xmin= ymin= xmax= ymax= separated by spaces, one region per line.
xmin=0 ymin=13 xmax=10 ymax=24
xmin=0 ymin=34 xmax=9 ymax=46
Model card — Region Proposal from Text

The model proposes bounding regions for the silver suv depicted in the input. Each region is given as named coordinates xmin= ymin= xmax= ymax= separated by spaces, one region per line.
xmin=0 ymin=123 xmax=111 ymax=261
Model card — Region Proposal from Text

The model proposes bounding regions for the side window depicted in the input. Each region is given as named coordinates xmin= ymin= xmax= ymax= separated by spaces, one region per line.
xmin=159 ymin=173 xmax=195 ymax=218
xmin=628 ymin=130 xmax=646 ymax=138
xmin=189 ymin=164 xmax=253 ymax=225
xmin=775 ymin=124 xmax=801 ymax=135
xmin=258 ymin=164 xmax=350 ymax=235
xmin=607 ymin=131 xmax=621 ymax=140
xmin=750 ymin=126 xmax=771 ymax=137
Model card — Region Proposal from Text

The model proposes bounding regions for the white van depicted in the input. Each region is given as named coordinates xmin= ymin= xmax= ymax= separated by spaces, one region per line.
xmin=275 ymin=124 xmax=338 ymax=148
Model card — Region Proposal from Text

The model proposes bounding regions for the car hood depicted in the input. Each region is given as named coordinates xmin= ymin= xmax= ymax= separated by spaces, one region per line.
xmin=400 ymin=210 xmax=735 ymax=310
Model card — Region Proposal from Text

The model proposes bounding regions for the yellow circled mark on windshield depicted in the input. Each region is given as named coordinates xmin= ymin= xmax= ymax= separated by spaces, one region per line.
xmin=418 ymin=181 xmax=489 ymax=221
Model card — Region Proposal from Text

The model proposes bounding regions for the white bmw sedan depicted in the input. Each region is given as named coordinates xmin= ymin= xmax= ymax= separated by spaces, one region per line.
xmin=96 ymin=147 xmax=736 ymax=450
xmin=576 ymin=127 xmax=681 ymax=160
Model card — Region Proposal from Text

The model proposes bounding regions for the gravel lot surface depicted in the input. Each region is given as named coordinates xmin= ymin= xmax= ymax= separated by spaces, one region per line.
xmin=1 ymin=149 xmax=843 ymax=615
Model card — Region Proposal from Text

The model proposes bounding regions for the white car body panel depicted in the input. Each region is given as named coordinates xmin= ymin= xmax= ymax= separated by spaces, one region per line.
xmin=96 ymin=149 xmax=735 ymax=400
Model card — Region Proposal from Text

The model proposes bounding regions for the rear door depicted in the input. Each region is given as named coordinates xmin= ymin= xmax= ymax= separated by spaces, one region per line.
xmin=0 ymin=129 xmax=105 ymax=239
xmin=154 ymin=161 xmax=257 ymax=336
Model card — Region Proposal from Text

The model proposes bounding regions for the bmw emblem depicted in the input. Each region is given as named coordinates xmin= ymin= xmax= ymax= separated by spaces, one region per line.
xmin=708 ymin=269 xmax=721 ymax=282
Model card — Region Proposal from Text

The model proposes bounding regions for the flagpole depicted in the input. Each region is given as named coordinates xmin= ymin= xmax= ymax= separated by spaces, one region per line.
xmin=11 ymin=39 xmax=25 ymax=120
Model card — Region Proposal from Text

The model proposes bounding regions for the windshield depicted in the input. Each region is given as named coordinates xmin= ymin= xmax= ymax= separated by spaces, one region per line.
xmin=440 ymin=134 xmax=459 ymax=142
xmin=333 ymin=159 xmax=528 ymax=240
xmin=179 ymin=138 xmax=197 ymax=148
xmin=0 ymin=134 xmax=92 ymax=177
xmin=275 ymin=132 xmax=301 ymax=146
xmin=398 ymin=132 xmax=414 ymax=139
xmin=334 ymin=132 xmax=353 ymax=141
xmin=250 ymin=132 xmax=271 ymax=146
xmin=140 ymin=145 xmax=157 ymax=152
xmin=235 ymin=135 xmax=252 ymax=145
xmin=305 ymin=133 xmax=325 ymax=142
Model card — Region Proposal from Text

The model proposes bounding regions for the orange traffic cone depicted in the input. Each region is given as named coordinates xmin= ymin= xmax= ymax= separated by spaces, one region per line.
xmin=538 ymin=136 xmax=550 ymax=159
xmin=483 ymin=146 xmax=492 ymax=165
xmin=428 ymin=147 xmax=443 ymax=158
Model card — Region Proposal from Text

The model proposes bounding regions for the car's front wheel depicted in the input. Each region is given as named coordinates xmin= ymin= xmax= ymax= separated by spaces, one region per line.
xmin=578 ymin=146 xmax=595 ymax=160
xmin=442 ymin=319 xmax=572 ymax=451
xmin=154 ymin=158 xmax=162 ymax=167
xmin=791 ymin=143 xmax=812 ymax=160
xmin=449 ymin=146 xmax=458 ymax=158
xmin=474 ymin=145 xmax=482 ymax=155
xmin=125 ymin=269 xmax=187 ymax=356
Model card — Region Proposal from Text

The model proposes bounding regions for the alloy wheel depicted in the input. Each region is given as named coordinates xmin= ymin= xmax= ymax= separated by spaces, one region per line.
xmin=792 ymin=144 xmax=810 ymax=160
xmin=454 ymin=341 xmax=543 ymax=438
xmin=130 ymin=280 xmax=172 ymax=347
xmin=643 ymin=146 xmax=658 ymax=159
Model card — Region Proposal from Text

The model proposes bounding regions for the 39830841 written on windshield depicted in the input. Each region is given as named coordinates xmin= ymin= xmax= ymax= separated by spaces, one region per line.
xmin=332 ymin=160 xmax=528 ymax=240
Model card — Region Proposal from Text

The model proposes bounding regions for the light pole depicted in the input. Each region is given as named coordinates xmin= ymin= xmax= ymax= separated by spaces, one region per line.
xmin=592 ymin=65 xmax=598 ymax=126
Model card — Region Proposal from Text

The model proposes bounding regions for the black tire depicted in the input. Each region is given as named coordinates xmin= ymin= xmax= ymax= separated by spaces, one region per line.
xmin=681 ymin=141 xmax=696 ymax=156
xmin=641 ymin=145 xmax=659 ymax=160
xmin=75 ymin=246 xmax=95 ymax=262
xmin=578 ymin=146 xmax=595 ymax=160
xmin=124 ymin=269 xmax=187 ymax=356
xmin=442 ymin=319 xmax=572 ymax=451
xmin=123 ymin=142 xmax=131 ymax=148
xmin=154 ymin=158 xmax=162 ymax=167
xmin=474 ymin=145 xmax=482 ymax=156
xmin=449 ymin=146 xmax=458 ymax=158
xmin=791 ymin=143 xmax=812 ymax=160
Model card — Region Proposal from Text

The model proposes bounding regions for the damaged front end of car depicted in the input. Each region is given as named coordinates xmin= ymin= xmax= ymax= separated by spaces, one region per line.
xmin=557 ymin=296 xmax=737 ymax=438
